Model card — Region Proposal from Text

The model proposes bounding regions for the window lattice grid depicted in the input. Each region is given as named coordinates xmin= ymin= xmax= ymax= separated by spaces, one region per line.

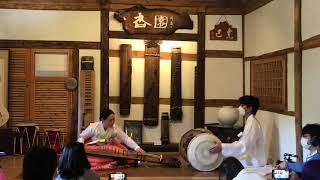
xmin=250 ymin=56 xmax=287 ymax=110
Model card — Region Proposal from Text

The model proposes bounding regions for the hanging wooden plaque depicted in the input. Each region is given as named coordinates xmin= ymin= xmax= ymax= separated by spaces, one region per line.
xmin=120 ymin=44 xmax=132 ymax=115
xmin=210 ymin=21 xmax=237 ymax=41
xmin=80 ymin=56 xmax=95 ymax=129
xmin=114 ymin=5 xmax=193 ymax=35
xmin=161 ymin=112 xmax=170 ymax=145
xmin=143 ymin=41 xmax=160 ymax=126
xmin=170 ymin=47 xmax=182 ymax=121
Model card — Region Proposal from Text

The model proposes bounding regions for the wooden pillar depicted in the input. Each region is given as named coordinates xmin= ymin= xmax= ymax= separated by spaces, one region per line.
xmin=294 ymin=0 xmax=303 ymax=160
xmin=242 ymin=14 xmax=246 ymax=126
xmin=71 ymin=48 xmax=79 ymax=141
xmin=194 ymin=12 xmax=205 ymax=128
xmin=100 ymin=0 xmax=110 ymax=111
xmin=242 ymin=14 xmax=245 ymax=96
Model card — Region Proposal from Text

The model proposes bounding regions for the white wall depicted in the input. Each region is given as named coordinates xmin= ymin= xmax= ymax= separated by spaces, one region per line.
xmin=256 ymin=111 xmax=296 ymax=161
xmin=0 ymin=9 xmax=100 ymax=41
xmin=205 ymin=58 xmax=243 ymax=100
xmin=245 ymin=0 xmax=296 ymax=159
xmin=245 ymin=0 xmax=294 ymax=57
xmin=302 ymin=0 xmax=320 ymax=41
xmin=302 ymin=48 xmax=320 ymax=126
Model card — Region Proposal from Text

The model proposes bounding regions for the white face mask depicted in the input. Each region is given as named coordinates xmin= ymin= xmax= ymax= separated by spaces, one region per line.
xmin=301 ymin=137 xmax=311 ymax=150
xmin=238 ymin=106 xmax=246 ymax=117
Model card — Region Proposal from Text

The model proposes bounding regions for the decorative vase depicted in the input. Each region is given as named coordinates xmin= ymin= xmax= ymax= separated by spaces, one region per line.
xmin=217 ymin=106 xmax=239 ymax=127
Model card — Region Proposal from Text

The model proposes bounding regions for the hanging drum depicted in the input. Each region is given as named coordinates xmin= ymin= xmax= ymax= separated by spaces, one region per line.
xmin=179 ymin=128 xmax=224 ymax=171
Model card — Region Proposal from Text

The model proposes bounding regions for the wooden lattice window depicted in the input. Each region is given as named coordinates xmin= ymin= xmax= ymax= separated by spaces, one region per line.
xmin=250 ymin=55 xmax=287 ymax=111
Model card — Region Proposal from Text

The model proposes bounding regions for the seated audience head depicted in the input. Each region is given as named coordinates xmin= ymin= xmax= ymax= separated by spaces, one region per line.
xmin=219 ymin=157 xmax=244 ymax=180
xmin=23 ymin=146 xmax=57 ymax=180
xmin=238 ymin=95 xmax=260 ymax=116
xmin=302 ymin=160 xmax=320 ymax=180
xmin=301 ymin=124 xmax=320 ymax=151
xmin=58 ymin=142 xmax=91 ymax=179
xmin=99 ymin=108 xmax=115 ymax=129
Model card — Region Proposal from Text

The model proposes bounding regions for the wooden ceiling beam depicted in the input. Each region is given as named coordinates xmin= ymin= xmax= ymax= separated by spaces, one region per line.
xmin=0 ymin=0 xmax=243 ymax=14
xmin=0 ymin=1 xmax=100 ymax=11
xmin=243 ymin=0 xmax=274 ymax=14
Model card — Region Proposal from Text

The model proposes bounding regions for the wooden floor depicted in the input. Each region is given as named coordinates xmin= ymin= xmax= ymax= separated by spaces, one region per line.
xmin=0 ymin=153 xmax=219 ymax=180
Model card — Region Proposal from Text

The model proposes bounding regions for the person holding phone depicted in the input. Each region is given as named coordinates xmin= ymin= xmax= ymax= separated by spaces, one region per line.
xmin=277 ymin=124 xmax=320 ymax=173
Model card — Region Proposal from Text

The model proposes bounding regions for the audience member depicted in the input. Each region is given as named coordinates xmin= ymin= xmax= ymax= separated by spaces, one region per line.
xmin=23 ymin=146 xmax=57 ymax=180
xmin=55 ymin=142 xmax=100 ymax=180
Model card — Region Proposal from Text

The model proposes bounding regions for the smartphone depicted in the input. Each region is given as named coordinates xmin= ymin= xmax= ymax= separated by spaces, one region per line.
xmin=272 ymin=169 xmax=289 ymax=180
xmin=108 ymin=172 xmax=127 ymax=180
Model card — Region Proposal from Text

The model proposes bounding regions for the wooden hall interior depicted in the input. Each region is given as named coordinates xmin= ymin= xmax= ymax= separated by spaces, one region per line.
xmin=0 ymin=0 xmax=318 ymax=179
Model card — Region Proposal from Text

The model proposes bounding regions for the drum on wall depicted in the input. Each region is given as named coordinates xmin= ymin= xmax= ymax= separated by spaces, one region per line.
xmin=179 ymin=128 xmax=224 ymax=171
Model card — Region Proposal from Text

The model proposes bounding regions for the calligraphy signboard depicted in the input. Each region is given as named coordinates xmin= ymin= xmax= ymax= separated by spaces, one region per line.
xmin=114 ymin=5 xmax=193 ymax=35
xmin=210 ymin=21 xmax=237 ymax=41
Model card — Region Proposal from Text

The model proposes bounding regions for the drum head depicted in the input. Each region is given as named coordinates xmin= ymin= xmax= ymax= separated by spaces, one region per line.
xmin=187 ymin=133 xmax=223 ymax=171
xmin=179 ymin=128 xmax=212 ymax=162
xmin=0 ymin=105 xmax=9 ymax=127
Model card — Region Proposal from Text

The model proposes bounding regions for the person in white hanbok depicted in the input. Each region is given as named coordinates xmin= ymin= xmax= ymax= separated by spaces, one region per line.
xmin=78 ymin=109 xmax=145 ymax=170
xmin=210 ymin=95 xmax=266 ymax=168
xmin=78 ymin=108 xmax=144 ymax=153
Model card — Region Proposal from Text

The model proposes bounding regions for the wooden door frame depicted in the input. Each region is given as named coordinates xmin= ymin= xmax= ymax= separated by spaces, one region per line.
xmin=29 ymin=48 xmax=78 ymax=143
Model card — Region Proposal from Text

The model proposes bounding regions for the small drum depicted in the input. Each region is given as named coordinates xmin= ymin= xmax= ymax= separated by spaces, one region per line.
xmin=179 ymin=128 xmax=224 ymax=171
xmin=13 ymin=123 xmax=39 ymax=154
xmin=44 ymin=129 xmax=64 ymax=153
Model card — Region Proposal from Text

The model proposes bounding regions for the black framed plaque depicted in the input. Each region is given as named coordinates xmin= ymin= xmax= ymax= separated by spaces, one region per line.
xmin=123 ymin=120 xmax=142 ymax=145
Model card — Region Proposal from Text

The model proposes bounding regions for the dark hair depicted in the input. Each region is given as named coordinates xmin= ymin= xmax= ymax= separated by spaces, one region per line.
xmin=23 ymin=146 xmax=57 ymax=180
xmin=99 ymin=108 xmax=114 ymax=121
xmin=238 ymin=95 xmax=260 ymax=115
xmin=219 ymin=157 xmax=244 ymax=180
xmin=58 ymin=142 xmax=91 ymax=179
xmin=302 ymin=160 xmax=320 ymax=180
xmin=302 ymin=124 xmax=320 ymax=146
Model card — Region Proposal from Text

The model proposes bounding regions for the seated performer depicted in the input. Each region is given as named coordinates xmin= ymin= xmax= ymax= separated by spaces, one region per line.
xmin=78 ymin=108 xmax=145 ymax=170
xmin=210 ymin=95 xmax=266 ymax=167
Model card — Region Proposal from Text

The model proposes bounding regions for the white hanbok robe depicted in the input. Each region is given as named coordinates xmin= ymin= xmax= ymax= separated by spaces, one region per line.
xmin=78 ymin=121 xmax=139 ymax=151
xmin=221 ymin=114 xmax=266 ymax=167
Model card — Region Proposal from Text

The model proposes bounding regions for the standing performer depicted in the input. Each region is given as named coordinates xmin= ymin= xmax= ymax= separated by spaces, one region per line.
xmin=210 ymin=95 xmax=266 ymax=167
xmin=78 ymin=108 xmax=145 ymax=170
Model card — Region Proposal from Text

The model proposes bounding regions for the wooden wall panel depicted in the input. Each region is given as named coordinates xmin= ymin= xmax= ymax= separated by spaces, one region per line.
xmin=80 ymin=57 xmax=95 ymax=129
xmin=143 ymin=42 xmax=160 ymax=126
xmin=8 ymin=49 xmax=31 ymax=126
xmin=119 ymin=44 xmax=132 ymax=115
xmin=33 ymin=80 xmax=70 ymax=140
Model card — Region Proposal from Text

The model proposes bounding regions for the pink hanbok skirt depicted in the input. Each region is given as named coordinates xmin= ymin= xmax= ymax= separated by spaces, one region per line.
xmin=85 ymin=140 xmax=137 ymax=171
